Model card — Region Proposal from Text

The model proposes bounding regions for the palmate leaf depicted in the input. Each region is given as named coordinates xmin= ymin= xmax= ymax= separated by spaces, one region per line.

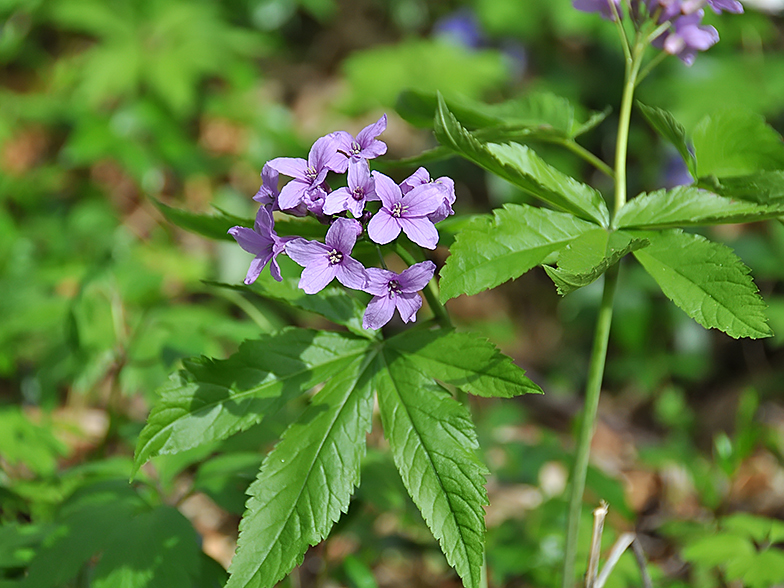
xmin=699 ymin=171 xmax=784 ymax=205
xmin=543 ymin=229 xmax=649 ymax=296
xmin=376 ymin=350 xmax=489 ymax=588
xmin=439 ymin=203 xmax=597 ymax=302
xmin=434 ymin=93 xmax=609 ymax=226
xmin=132 ymin=329 xmax=370 ymax=475
xmin=692 ymin=110 xmax=784 ymax=178
xmin=226 ymin=354 xmax=376 ymax=588
xmin=614 ymin=186 xmax=784 ymax=229
xmin=637 ymin=102 xmax=697 ymax=178
xmin=386 ymin=328 xmax=542 ymax=397
xmin=632 ymin=230 xmax=772 ymax=339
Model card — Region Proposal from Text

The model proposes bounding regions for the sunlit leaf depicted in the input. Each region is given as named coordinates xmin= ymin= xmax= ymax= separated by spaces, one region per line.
xmin=632 ymin=230 xmax=771 ymax=339
xmin=227 ymin=354 xmax=376 ymax=588
xmin=376 ymin=350 xmax=488 ymax=588
xmin=637 ymin=102 xmax=697 ymax=177
xmin=439 ymin=203 xmax=597 ymax=301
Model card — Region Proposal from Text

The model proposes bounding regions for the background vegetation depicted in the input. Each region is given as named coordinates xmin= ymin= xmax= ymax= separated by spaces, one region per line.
xmin=1 ymin=0 xmax=784 ymax=587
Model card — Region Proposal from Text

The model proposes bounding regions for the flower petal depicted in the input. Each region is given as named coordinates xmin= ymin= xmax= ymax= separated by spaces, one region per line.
xmin=356 ymin=114 xmax=387 ymax=146
xmin=401 ymin=183 xmax=443 ymax=216
xmin=309 ymin=134 xmax=345 ymax=173
xmin=372 ymin=171 xmax=402 ymax=210
xmin=335 ymin=256 xmax=368 ymax=290
xmin=367 ymin=210 xmax=401 ymax=245
xmin=398 ymin=217 xmax=439 ymax=249
xmin=278 ymin=180 xmax=308 ymax=210
xmin=299 ymin=263 xmax=337 ymax=294
xmin=398 ymin=261 xmax=436 ymax=293
xmin=365 ymin=267 xmax=398 ymax=296
xmin=325 ymin=217 xmax=360 ymax=253
xmin=323 ymin=187 xmax=351 ymax=215
xmin=363 ymin=295 xmax=396 ymax=330
xmin=228 ymin=226 xmax=272 ymax=256
xmin=400 ymin=167 xmax=430 ymax=194
xmin=266 ymin=157 xmax=308 ymax=180
xmin=395 ymin=292 xmax=423 ymax=323
xmin=244 ymin=252 xmax=274 ymax=285
xmin=285 ymin=238 xmax=330 ymax=267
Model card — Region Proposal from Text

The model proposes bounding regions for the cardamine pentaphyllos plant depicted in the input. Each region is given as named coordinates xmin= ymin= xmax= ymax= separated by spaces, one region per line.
xmin=135 ymin=0 xmax=784 ymax=586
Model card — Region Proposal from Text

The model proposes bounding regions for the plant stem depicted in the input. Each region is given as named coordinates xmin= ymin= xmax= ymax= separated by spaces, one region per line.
xmin=560 ymin=34 xmax=645 ymax=588
xmin=395 ymin=243 xmax=453 ymax=329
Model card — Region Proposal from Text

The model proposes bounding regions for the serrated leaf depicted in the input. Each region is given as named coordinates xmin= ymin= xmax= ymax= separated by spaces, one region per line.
xmin=637 ymin=102 xmax=697 ymax=178
xmin=439 ymin=203 xmax=597 ymax=301
xmin=208 ymin=278 xmax=372 ymax=339
xmin=386 ymin=328 xmax=542 ymax=397
xmin=376 ymin=350 xmax=488 ymax=588
xmin=614 ymin=186 xmax=784 ymax=229
xmin=434 ymin=94 xmax=609 ymax=226
xmin=133 ymin=329 xmax=370 ymax=475
xmin=544 ymin=229 xmax=648 ymax=296
xmin=692 ymin=110 xmax=784 ymax=178
xmin=151 ymin=198 xmax=246 ymax=241
xmin=699 ymin=171 xmax=784 ymax=205
xmin=632 ymin=230 xmax=772 ymax=339
xmin=226 ymin=354 xmax=376 ymax=588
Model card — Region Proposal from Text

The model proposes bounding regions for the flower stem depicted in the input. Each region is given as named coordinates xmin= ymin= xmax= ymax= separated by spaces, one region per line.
xmin=560 ymin=33 xmax=644 ymax=588
xmin=395 ymin=243 xmax=453 ymax=329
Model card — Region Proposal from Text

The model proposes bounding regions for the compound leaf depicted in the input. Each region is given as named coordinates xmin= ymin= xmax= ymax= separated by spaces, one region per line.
xmin=615 ymin=186 xmax=784 ymax=229
xmin=386 ymin=328 xmax=542 ymax=397
xmin=133 ymin=329 xmax=370 ymax=475
xmin=637 ymin=102 xmax=697 ymax=177
xmin=434 ymin=93 xmax=609 ymax=225
xmin=376 ymin=350 xmax=488 ymax=588
xmin=632 ymin=230 xmax=771 ymax=339
xmin=439 ymin=203 xmax=597 ymax=301
xmin=226 ymin=354 xmax=376 ymax=588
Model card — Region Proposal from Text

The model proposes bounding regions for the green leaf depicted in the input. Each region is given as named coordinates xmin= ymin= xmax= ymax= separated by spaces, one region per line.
xmin=692 ymin=110 xmax=784 ymax=178
xmin=632 ymin=230 xmax=772 ymax=339
xmin=439 ymin=203 xmax=597 ymax=301
xmin=133 ymin=329 xmax=371 ymax=475
xmin=732 ymin=550 xmax=784 ymax=588
xmin=386 ymin=328 xmax=542 ymax=397
xmin=434 ymin=94 xmax=609 ymax=226
xmin=543 ymin=229 xmax=649 ymax=296
xmin=226 ymin=354 xmax=376 ymax=588
xmin=682 ymin=533 xmax=754 ymax=570
xmin=376 ymin=350 xmax=488 ymax=588
xmin=614 ymin=186 xmax=784 ymax=229
xmin=721 ymin=512 xmax=784 ymax=545
xmin=698 ymin=171 xmax=784 ymax=205
xmin=151 ymin=198 xmax=248 ymax=241
xmin=637 ymin=102 xmax=697 ymax=178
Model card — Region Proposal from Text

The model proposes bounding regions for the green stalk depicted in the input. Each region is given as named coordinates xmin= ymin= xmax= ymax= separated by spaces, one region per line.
xmin=394 ymin=243 xmax=453 ymax=329
xmin=559 ymin=34 xmax=646 ymax=588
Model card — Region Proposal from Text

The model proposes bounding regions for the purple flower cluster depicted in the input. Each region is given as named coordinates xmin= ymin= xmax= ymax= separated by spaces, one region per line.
xmin=229 ymin=115 xmax=455 ymax=330
xmin=573 ymin=0 xmax=743 ymax=65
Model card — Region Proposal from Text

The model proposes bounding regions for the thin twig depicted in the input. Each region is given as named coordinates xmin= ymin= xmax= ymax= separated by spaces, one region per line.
xmin=595 ymin=533 xmax=636 ymax=588
xmin=586 ymin=501 xmax=609 ymax=588
xmin=632 ymin=537 xmax=654 ymax=588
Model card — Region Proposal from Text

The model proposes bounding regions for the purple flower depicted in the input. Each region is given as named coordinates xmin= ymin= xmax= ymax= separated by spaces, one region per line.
xmin=432 ymin=8 xmax=485 ymax=49
xmin=228 ymin=206 xmax=289 ymax=284
xmin=323 ymin=158 xmax=379 ymax=218
xmin=266 ymin=134 xmax=345 ymax=212
xmin=653 ymin=10 xmax=719 ymax=65
xmin=367 ymin=172 xmax=442 ymax=250
xmin=253 ymin=163 xmax=280 ymax=209
xmin=572 ymin=0 xmax=622 ymax=19
xmin=286 ymin=217 xmax=368 ymax=294
xmin=682 ymin=0 xmax=743 ymax=13
xmin=400 ymin=167 xmax=456 ymax=224
xmin=362 ymin=261 xmax=436 ymax=330
xmin=331 ymin=115 xmax=388 ymax=173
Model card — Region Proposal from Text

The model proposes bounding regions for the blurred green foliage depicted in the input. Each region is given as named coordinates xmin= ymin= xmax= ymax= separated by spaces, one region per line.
xmin=2 ymin=0 xmax=784 ymax=587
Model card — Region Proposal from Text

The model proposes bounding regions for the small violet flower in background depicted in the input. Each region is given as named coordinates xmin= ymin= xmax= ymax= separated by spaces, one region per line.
xmin=362 ymin=261 xmax=436 ymax=330
xmin=267 ymin=134 xmax=345 ymax=212
xmin=653 ymin=10 xmax=719 ymax=65
xmin=323 ymin=158 xmax=379 ymax=218
xmin=573 ymin=0 xmax=622 ymax=19
xmin=331 ymin=115 xmax=388 ymax=173
xmin=286 ymin=217 xmax=368 ymax=294
xmin=400 ymin=167 xmax=457 ymax=224
xmin=228 ymin=206 xmax=289 ymax=284
xmin=367 ymin=172 xmax=442 ymax=249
